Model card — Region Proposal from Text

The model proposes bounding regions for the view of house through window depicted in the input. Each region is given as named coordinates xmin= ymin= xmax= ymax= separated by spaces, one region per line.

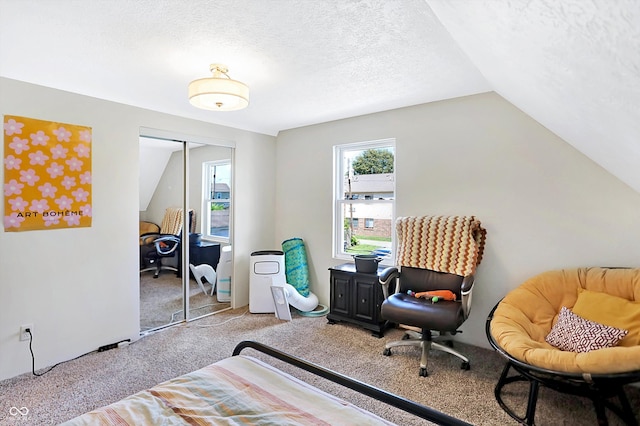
xmin=334 ymin=139 xmax=395 ymax=261
xmin=203 ymin=160 xmax=231 ymax=240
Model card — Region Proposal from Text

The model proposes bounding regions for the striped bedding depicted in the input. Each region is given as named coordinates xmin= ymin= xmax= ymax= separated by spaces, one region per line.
xmin=61 ymin=355 xmax=395 ymax=425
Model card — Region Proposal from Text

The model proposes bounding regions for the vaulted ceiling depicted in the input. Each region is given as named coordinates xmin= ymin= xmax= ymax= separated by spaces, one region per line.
xmin=1 ymin=1 xmax=638 ymax=192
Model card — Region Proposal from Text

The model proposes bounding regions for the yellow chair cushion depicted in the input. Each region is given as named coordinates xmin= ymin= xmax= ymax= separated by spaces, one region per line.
xmin=139 ymin=221 xmax=160 ymax=245
xmin=572 ymin=288 xmax=640 ymax=347
xmin=140 ymin=221 xmax=160 ymax=235
xmin=490 ymin=267 xmax=640 ymax=374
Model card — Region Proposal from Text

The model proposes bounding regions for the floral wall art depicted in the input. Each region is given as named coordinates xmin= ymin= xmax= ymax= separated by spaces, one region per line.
xmin=3 ymin=115 xmax=92 ymax=232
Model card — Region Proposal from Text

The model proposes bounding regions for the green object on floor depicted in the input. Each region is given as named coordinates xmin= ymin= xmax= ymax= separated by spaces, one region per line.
xmin=282 ymin=237 xmax=310 ymax=297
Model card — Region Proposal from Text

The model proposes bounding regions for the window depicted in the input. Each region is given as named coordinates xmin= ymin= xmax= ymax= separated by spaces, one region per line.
xmin=203 ymin=160 xmax=231 ymax=241
xmin=334 ymin=139 xmax=395 ymax=261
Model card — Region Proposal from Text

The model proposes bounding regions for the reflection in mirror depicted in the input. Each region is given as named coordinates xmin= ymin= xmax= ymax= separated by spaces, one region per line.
xmin=139 ymin=137 xmax=233 ymax=334
xmin=139 ymin=137 xmax=185 ymax=333
xmin=187 ymin=143 xmax=233 ymax=321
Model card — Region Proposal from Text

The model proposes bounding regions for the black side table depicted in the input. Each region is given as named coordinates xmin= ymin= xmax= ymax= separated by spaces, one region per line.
xmin=327 ymin=263 xmax=392 ymax=337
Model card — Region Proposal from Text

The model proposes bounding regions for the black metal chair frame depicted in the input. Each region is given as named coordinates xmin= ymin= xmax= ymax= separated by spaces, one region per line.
xmin=486 ymin=302 xmax=640 ymax=426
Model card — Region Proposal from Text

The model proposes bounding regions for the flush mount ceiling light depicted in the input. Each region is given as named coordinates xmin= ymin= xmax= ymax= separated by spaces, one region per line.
xmin=188 ymin=64 xmax=249 ymax=111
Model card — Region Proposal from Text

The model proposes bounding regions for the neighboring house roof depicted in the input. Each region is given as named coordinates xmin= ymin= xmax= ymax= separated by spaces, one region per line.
xmin=213 ymin=183 xmax=230 ymax=193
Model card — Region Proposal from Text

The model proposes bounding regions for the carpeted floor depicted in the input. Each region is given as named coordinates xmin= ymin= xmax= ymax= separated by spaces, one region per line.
xmin=1 ymin=307 xmax=638 ymax=425
xmin=139 ymin=272 xmax=230 ymax=332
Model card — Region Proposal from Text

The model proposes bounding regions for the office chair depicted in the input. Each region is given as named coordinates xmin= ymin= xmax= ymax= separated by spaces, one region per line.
xmin=139 ymin=221 xmax=160 ymax=268
xmin=380 ymin=216 xmax=486 ymax=376
xmin=140 ymin=208 xmax=195 ymax=278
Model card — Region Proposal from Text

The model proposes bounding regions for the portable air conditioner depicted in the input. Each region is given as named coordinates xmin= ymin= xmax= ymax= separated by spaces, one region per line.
xmin=250 ymin=250 xmax=285 ymax=313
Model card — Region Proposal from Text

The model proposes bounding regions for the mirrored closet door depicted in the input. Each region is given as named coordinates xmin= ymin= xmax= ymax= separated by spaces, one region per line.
xmin=138 ymin=132 xmax=233 ymax=334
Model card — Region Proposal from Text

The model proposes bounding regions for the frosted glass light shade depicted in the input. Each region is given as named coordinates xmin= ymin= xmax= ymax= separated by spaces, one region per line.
xmin=188 ymin=65 xmax=249 ymax=111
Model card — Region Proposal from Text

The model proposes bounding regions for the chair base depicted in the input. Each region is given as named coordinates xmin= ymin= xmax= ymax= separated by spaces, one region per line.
xmin=495 ymin=361 xmax=639 ymax=426
xmin=140 ymin=264 xmax=178 ymax=279
xmin=383 ymin=329 xmax=470 ymax=377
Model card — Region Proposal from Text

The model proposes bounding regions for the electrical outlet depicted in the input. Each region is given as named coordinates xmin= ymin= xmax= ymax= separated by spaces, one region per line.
xmin=19 ymin=324 xmax=33 ymax=341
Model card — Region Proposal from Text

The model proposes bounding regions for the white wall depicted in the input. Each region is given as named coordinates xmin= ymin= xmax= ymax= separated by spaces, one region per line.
xmin=0 ymin=77 xmax=276 ymax=380
xmin=274 ymin=92 xmax=640 ymax=348
xmin=142 ymin=143 xmax=235 ymax=229
xmin=4 ymin=79 xmax=638 ymax=380
xmin=138 ymin=139 xmax=174 ymax=212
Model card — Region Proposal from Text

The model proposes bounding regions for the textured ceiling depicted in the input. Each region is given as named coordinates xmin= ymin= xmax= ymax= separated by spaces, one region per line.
xmin=0 ymin=0 xmax=488 ymax=136
xmin=428 ymin=0 xmax=640 ymax=193
xmin=1 ymin=1 xmax=639 ymax=192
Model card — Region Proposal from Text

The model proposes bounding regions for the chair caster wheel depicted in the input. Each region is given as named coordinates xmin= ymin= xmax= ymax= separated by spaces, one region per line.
xmin=419 ymin=368 xmax=429 ymax=377
xmin=461 ymin=361 xmax=470 ymax=370
xmin=383 ymin=348 xmax=392 ymax=356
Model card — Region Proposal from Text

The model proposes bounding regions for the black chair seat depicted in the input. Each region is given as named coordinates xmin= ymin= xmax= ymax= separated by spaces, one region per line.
xmin=382 ymin=294 xmax=464 ymax=332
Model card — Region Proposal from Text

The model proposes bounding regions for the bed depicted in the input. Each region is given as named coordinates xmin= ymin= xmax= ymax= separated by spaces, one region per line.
xmin=61 ymin=341 xmax=470 ymax=426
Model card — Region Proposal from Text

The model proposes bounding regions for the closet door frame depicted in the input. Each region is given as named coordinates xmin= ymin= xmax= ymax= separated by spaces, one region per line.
xmin=140 ymin=127 xmax=235 ymax=328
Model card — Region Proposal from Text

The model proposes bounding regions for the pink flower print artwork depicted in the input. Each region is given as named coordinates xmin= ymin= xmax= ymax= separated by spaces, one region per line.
xmin=54 ymin=195 xmax=73 ymax=210
xmin=79 ymin=171 xmax=92 ymax=185
xmin=61 ymin=175 xmax=76 ymax=190
xmin=73 ymin=143 xmax=90 ymax=158
xmin=29 ymin=150 xmax=49 ymax=166
xmin=79 ymin=203 xmax=92 ymax=217
xmin=30 ymin=199 xmax=50 ymax=213
xmin=79 ymin=130 xmax=92 ymax=142
xmin=4 ymin=212 xmax=26 ymax=229
xmin=8 ymin=196 xmax=28 ymax=212
xmin=9 ymin=136 xmax=29 ymax=154
xmin=19 ymin=169 xmax=40 ymax=186
xmin=4 ymin=179 xmax=24 ymax=196
xmin=38 ymin=182 xmax=57 ymax=198
xmin=4 ymin=118 xmax=24 ymax=136
xmin=51 ymin=143 xmax=68 ymax=159
xmin=65 ymin=157 xmax=83 ymax=171
xmin=30 ymin=130 xmax=49 ymax=146
xmin=46 ymin=162 xmax=65 ymax=179
xmin=3 ymin=115 xmax=92 ymax=231
xmin=43 ymin=214 xmax=60 ymax=227
xmin=64 ymin=214 xmax=81 ymax=226
xmin=72 ymin=187 xmax=89 ymax=202
xmin=52 ymin=126 xmax=72 ymax=142
xmin=4 ymin=155 xmax=22 ymax=170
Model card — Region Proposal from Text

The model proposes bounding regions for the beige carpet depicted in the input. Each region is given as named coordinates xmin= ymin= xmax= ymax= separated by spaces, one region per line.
xmin=139 ymin=271 xmax=230 ymax=332
xmin=1 ymin=307 xmax=638 ymax=425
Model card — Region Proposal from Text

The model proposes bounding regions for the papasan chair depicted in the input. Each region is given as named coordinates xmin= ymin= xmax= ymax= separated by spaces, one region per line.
xmin=486 ymin=267 xmax=640 ymax=425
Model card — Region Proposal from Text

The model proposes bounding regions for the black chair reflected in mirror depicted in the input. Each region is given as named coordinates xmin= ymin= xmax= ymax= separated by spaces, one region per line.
xmin=140 ymin=208 xmax=195 ymax=279
xmin=380 ymin=216 xmax=486 ymax=377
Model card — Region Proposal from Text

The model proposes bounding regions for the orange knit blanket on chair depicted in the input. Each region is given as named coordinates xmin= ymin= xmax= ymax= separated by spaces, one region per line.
xmin=396 ymin=216 xmax=486 ymax=277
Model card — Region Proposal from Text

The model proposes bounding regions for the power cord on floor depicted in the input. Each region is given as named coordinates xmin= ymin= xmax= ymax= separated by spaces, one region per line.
xmin=27 ymin=329 xmax=97 ymax=377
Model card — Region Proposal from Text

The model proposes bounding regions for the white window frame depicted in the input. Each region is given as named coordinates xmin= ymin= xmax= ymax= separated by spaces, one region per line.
xmin=333 ymin=139 xmax=395 ymax=263
xmin=202 ymin=160 xmax=231 ymax=243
